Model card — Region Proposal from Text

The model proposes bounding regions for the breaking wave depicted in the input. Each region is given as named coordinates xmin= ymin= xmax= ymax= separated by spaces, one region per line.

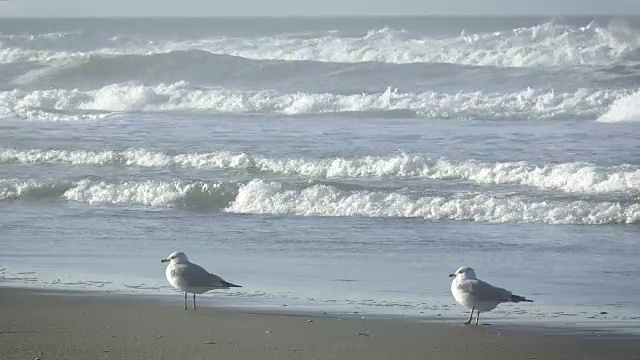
xmin=597 ymin=90 xmax=640 ymax=122
xmin=2 ymin=148 xmax=638 ymax=194
xmin=1 ymin=178 xmax=637 ymax=224
xmin=227 ymin=179 xmax=639 ymax=225
xmin=2 ymin=22 xmax=639 ymax=68
xmin=0 ymin=178 xmax=238 ymax=210
xmin=0 ymin=82 xmax=630 ymax=121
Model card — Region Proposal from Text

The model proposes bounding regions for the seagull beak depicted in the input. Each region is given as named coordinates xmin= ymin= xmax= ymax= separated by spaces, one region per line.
xmin=448 ymin=273 xmax=456 ymax=278
xmin=161 ymin=258 xmax=169 ymax=263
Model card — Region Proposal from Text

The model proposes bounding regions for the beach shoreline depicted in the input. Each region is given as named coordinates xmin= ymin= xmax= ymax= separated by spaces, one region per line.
xmin=3 ymin=280 xmax=638 ymax=336
xmin=2 ymin=286 xmax=639 ymax=360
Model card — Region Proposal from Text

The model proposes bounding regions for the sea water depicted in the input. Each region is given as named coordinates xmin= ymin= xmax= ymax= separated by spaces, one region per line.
xmin=0 ymin=17 xmax=639 ymax=331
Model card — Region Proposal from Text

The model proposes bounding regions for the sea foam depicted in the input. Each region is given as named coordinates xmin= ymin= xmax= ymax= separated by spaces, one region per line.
xmin=4 ymin=178 xmax=635 ymax=224
xmin=597 ymin=90 xmax=640 ymax=122
xmin=0 ymin=83 xmax=630 ymax=121
xmin=2 ymin=148 xmax=638 ymax=194
xmin=227 ymin=179 xmax=639 ymax=225
xmin=2 ymin=22 xmax=639 ymax=68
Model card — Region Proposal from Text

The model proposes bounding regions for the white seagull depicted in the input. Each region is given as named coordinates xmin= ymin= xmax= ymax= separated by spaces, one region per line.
xmin=449 ymin=266 xmax=533 ymax=325
xmin=161 ymin=251 xmax=242 ymax=310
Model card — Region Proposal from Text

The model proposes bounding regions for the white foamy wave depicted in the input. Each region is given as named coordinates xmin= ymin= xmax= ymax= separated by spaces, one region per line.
xmin=2 ymin=148 xmax=638 ymax=194
xmin=597 ymin=90 xmax=640 ymax=122
xmin=63 ymin=179 xmax=198 ymax=207
xmin=0 ymin=83 xmax=630 ymax=121
xmin=1 ymin=108 xmax=113 ymax=122
xmin=0 ymin=30 xmax=84 ymax=41
xmin=0 ymin=47 xmax=79 ymax=66
xmin=2 ymin=178 xmax=637 ymax=224
xmin=207 ymin=23 xmax=640 ymax=67
xmin=227 ymin=180 xmax=639 ymax=224
xmin=0 ymin=178 xmax=237 ymax=209
xmin=2 ymin=22 xmax=638 ymax=67
xmin=0 ymin=179 xmax=75 ymax=201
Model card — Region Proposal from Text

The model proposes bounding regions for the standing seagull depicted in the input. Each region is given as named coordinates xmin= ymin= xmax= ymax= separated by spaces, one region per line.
xmin=161 ymin=251 xmax=242 ymax=310
xmin=449 ymin=266 xmax=533 ymax=325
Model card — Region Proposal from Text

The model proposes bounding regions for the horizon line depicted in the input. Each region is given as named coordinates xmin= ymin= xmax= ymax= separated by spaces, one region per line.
xmin=1 ymin=14 xmax=640 ymax=19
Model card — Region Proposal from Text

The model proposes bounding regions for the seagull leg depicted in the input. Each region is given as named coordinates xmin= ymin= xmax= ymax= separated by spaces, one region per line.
xmin=464 ymin=307 xmax=474 ymax=325
xmin=193 ymin=294 xmax=196 ymax=310
xmin=476 ymin=311 xmax=480 ymax=325
xmin=184 ymin=292 xmax=187 ymax=310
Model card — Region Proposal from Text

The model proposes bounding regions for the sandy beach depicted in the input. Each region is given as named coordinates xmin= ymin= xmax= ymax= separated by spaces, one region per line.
xmin=1 ymin=287 xmax=639 ymax=360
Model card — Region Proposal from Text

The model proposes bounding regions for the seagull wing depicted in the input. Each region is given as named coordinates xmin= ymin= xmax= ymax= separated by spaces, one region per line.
xmin=174 ymin=263 xmax=231 ymax=288
xmin=457 ymin=279 xmax=513 ymax=302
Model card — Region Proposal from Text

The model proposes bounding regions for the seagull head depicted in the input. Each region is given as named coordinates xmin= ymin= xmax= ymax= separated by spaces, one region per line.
xmin=161 ymin=251 xmax=188 ymax=265
xmin=449 ymin=266 xmax=477 ymax=280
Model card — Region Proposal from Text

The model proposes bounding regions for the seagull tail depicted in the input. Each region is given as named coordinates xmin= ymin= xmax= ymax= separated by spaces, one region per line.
xmin=222 ymin=280 xmax=242 ymax=288
xmin=511 ymin=294 xmax=533 ymax=303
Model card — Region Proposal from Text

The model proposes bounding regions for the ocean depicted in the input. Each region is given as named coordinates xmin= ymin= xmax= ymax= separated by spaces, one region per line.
xmin=0 ymin=16 xmax=639 ymax=331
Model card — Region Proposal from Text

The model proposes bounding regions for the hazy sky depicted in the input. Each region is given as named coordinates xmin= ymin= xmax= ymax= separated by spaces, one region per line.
xmin=1 ymin=0 xmax=639 ymax=17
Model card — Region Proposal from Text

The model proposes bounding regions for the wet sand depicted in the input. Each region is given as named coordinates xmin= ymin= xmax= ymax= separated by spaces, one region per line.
xmin=1 ymin=287 xmax=639 ymax=360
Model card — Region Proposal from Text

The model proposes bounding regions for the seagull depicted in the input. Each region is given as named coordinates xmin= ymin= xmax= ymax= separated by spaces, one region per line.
xmin=161 ymin=251 xmax=242 ymax=310
xmin=449 ymin=266 xmax=533 ymax=325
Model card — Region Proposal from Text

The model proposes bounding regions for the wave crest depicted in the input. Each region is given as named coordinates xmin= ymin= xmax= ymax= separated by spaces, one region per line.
xmin=227 ymin=180 xmax=639 ymax=225
xmin=0 ymin=83 xmax=630 ymax=121
xmin=3 ymin=22 xmax=640 ymax=68
xmin=2 ymin=148 xmax=638 ymax=194
xmin=0 ymin=178 xmax=238 ymax=210
xmin=2 ymin=178 xmax=637 ymax=224
xmin=597 ymin=89 xmax=640 ymax=122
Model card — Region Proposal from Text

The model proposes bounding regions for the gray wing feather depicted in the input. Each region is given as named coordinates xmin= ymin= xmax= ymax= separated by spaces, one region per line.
xmin=458 ymin=279 xmax=513 ymax=302
xmin=175 ymin=263 xmax=230 ymax=288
